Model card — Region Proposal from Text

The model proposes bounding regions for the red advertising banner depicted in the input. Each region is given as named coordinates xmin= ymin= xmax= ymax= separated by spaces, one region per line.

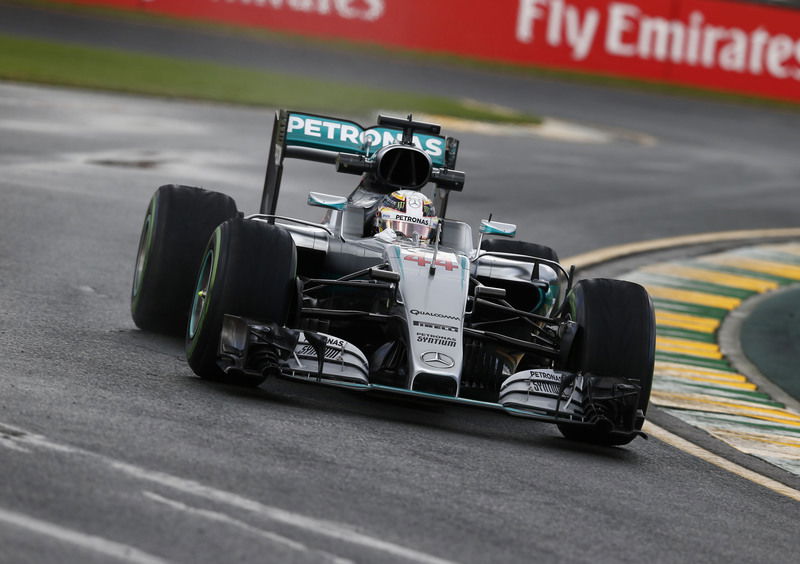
xmin=50 ymin=0 xmax=800 ymax=102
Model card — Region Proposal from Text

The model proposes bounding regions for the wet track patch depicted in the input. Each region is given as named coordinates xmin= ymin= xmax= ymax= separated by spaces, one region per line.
xmin=90 ymin=158 xmax=163 ymax=169
xmin=418 ymin=113 xmax=658 ymax=145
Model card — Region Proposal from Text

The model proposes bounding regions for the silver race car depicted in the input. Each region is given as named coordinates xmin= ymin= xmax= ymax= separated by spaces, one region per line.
xmin=131 ymin=111 xmax=655 ymax=446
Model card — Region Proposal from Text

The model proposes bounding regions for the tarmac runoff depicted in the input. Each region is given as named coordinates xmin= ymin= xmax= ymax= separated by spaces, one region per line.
xmin=619 ymin=242 xmax=800 ymax=477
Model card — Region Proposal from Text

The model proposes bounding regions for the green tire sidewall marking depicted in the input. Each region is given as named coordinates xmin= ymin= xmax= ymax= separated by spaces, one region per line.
xmin=567 ymin=287 xmax=578 ymax=317
xmin=186 ymin=226 xmax=222 ymax=357
xmin=187 ymin=248 xmax=212 ymax=340
xmin=131 ymin=194 xmax=158 ymax=310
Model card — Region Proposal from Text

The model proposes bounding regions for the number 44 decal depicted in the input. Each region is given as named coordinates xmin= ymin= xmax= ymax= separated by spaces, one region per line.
xmin=404 ymin=254 xmax=459 ymax=271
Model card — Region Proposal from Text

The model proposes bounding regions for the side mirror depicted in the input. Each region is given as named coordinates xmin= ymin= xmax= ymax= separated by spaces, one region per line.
xmin=308 ymin=192 xmax=347 ymax=210
xmin=474 ymin=285 xmax=506 ymax=299
xmin=479 ymin=219 xmax=517 ymax=238
xmin=369 ymin=267 xmax=401 ymax=283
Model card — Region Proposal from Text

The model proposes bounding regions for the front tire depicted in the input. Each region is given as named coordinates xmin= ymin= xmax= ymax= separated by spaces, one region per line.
xmin=557 ymin=278 xmax=655 ymax=446
xmin=186 ymin=218 xmax=297 ymax=387
xmin=131 ymin=185 xmax=237 ymax=335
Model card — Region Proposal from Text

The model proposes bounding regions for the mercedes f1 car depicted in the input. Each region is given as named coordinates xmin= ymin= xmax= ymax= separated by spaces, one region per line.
xmin=131 ymin=110 xmax=655 ymax=446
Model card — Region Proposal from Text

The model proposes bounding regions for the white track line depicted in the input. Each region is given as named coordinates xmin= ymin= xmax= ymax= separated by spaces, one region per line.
xmin=644 ymin=422 xmax=800 ymax=502
xmin=0 ymin=506 xmax=168 ymax=564
xmin=0 ymin=422 xmax=455 ymax=564
xmin=143 ymin=491 xmax=353 ymax=564
xmin=114 ymin=461 xmax=455 ymax=564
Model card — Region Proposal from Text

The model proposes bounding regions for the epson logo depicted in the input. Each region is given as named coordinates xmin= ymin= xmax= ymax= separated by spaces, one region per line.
xmin=410 ymin=309 xmax=460 ymax=321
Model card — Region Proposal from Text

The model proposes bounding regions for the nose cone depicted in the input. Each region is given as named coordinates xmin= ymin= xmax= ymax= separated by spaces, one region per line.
xmin=387 ymin=245 xmax=469 ymax=396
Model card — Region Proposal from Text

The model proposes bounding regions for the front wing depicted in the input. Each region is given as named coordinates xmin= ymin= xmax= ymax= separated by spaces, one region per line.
xmin=217 ymin=315 xmax=645 ymax=436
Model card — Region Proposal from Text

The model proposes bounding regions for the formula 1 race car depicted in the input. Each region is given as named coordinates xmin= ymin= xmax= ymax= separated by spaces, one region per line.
xmin=131 ymin=110 xmax=655 ymax=446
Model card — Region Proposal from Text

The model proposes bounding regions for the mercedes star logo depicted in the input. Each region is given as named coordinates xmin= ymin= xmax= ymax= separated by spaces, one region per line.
xmin=421 ymin=351 xmax=455 ymax=369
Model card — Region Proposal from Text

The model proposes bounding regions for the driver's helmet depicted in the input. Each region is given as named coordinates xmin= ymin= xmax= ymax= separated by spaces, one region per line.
xmin=375 ymin=190 xmax=438 ymax=241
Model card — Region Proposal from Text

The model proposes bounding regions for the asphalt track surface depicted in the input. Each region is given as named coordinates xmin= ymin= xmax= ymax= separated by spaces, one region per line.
xmin=1 ymin=4 xmax=799 ymax=564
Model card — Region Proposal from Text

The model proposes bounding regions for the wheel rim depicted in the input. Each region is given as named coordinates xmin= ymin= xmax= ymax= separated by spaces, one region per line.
xmin=132 ymin=213 xmax=152 ymax=299
xmin=188 ymin=248 xmax=214 ymax=340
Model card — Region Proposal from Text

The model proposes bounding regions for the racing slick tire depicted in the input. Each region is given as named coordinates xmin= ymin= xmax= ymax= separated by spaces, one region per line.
xmin=480 ymin=239 xmax=559 ymax=262
xmin=131 ymin=185 xmax=238 ymax=336
xmin=557 ymin=278 xmax=655 ymax=446
xmin=186 ymin=218 xmax=297 ymax=387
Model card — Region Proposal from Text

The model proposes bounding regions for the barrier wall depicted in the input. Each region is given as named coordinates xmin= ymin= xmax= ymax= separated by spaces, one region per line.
xmin=51 ymin=1 xmax=800 ymax=102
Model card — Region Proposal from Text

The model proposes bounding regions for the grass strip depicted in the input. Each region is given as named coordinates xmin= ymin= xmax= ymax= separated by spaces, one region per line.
xmin=0 ymin=34 xmax=540 ymax=124
xmin=656 ymin=326 xmax=718 ymax=344
xmin=655 ymin=352 xmax=734 ymax=371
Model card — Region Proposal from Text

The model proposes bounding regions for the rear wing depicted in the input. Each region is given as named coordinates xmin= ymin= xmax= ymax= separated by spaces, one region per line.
xmin=260 ymin=110 xmax=463 ymax=218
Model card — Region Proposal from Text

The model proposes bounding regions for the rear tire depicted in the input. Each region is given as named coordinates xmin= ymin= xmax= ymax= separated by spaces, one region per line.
xmin=186 ymin=218 xmax=297 ymax=387
xmin=557 ymin=278 xmax=655 ymax=446
xmin=480 ymin=239 xmax=559 ymax=262
xmin=131 ymin=185 xmax=237 ymax=335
